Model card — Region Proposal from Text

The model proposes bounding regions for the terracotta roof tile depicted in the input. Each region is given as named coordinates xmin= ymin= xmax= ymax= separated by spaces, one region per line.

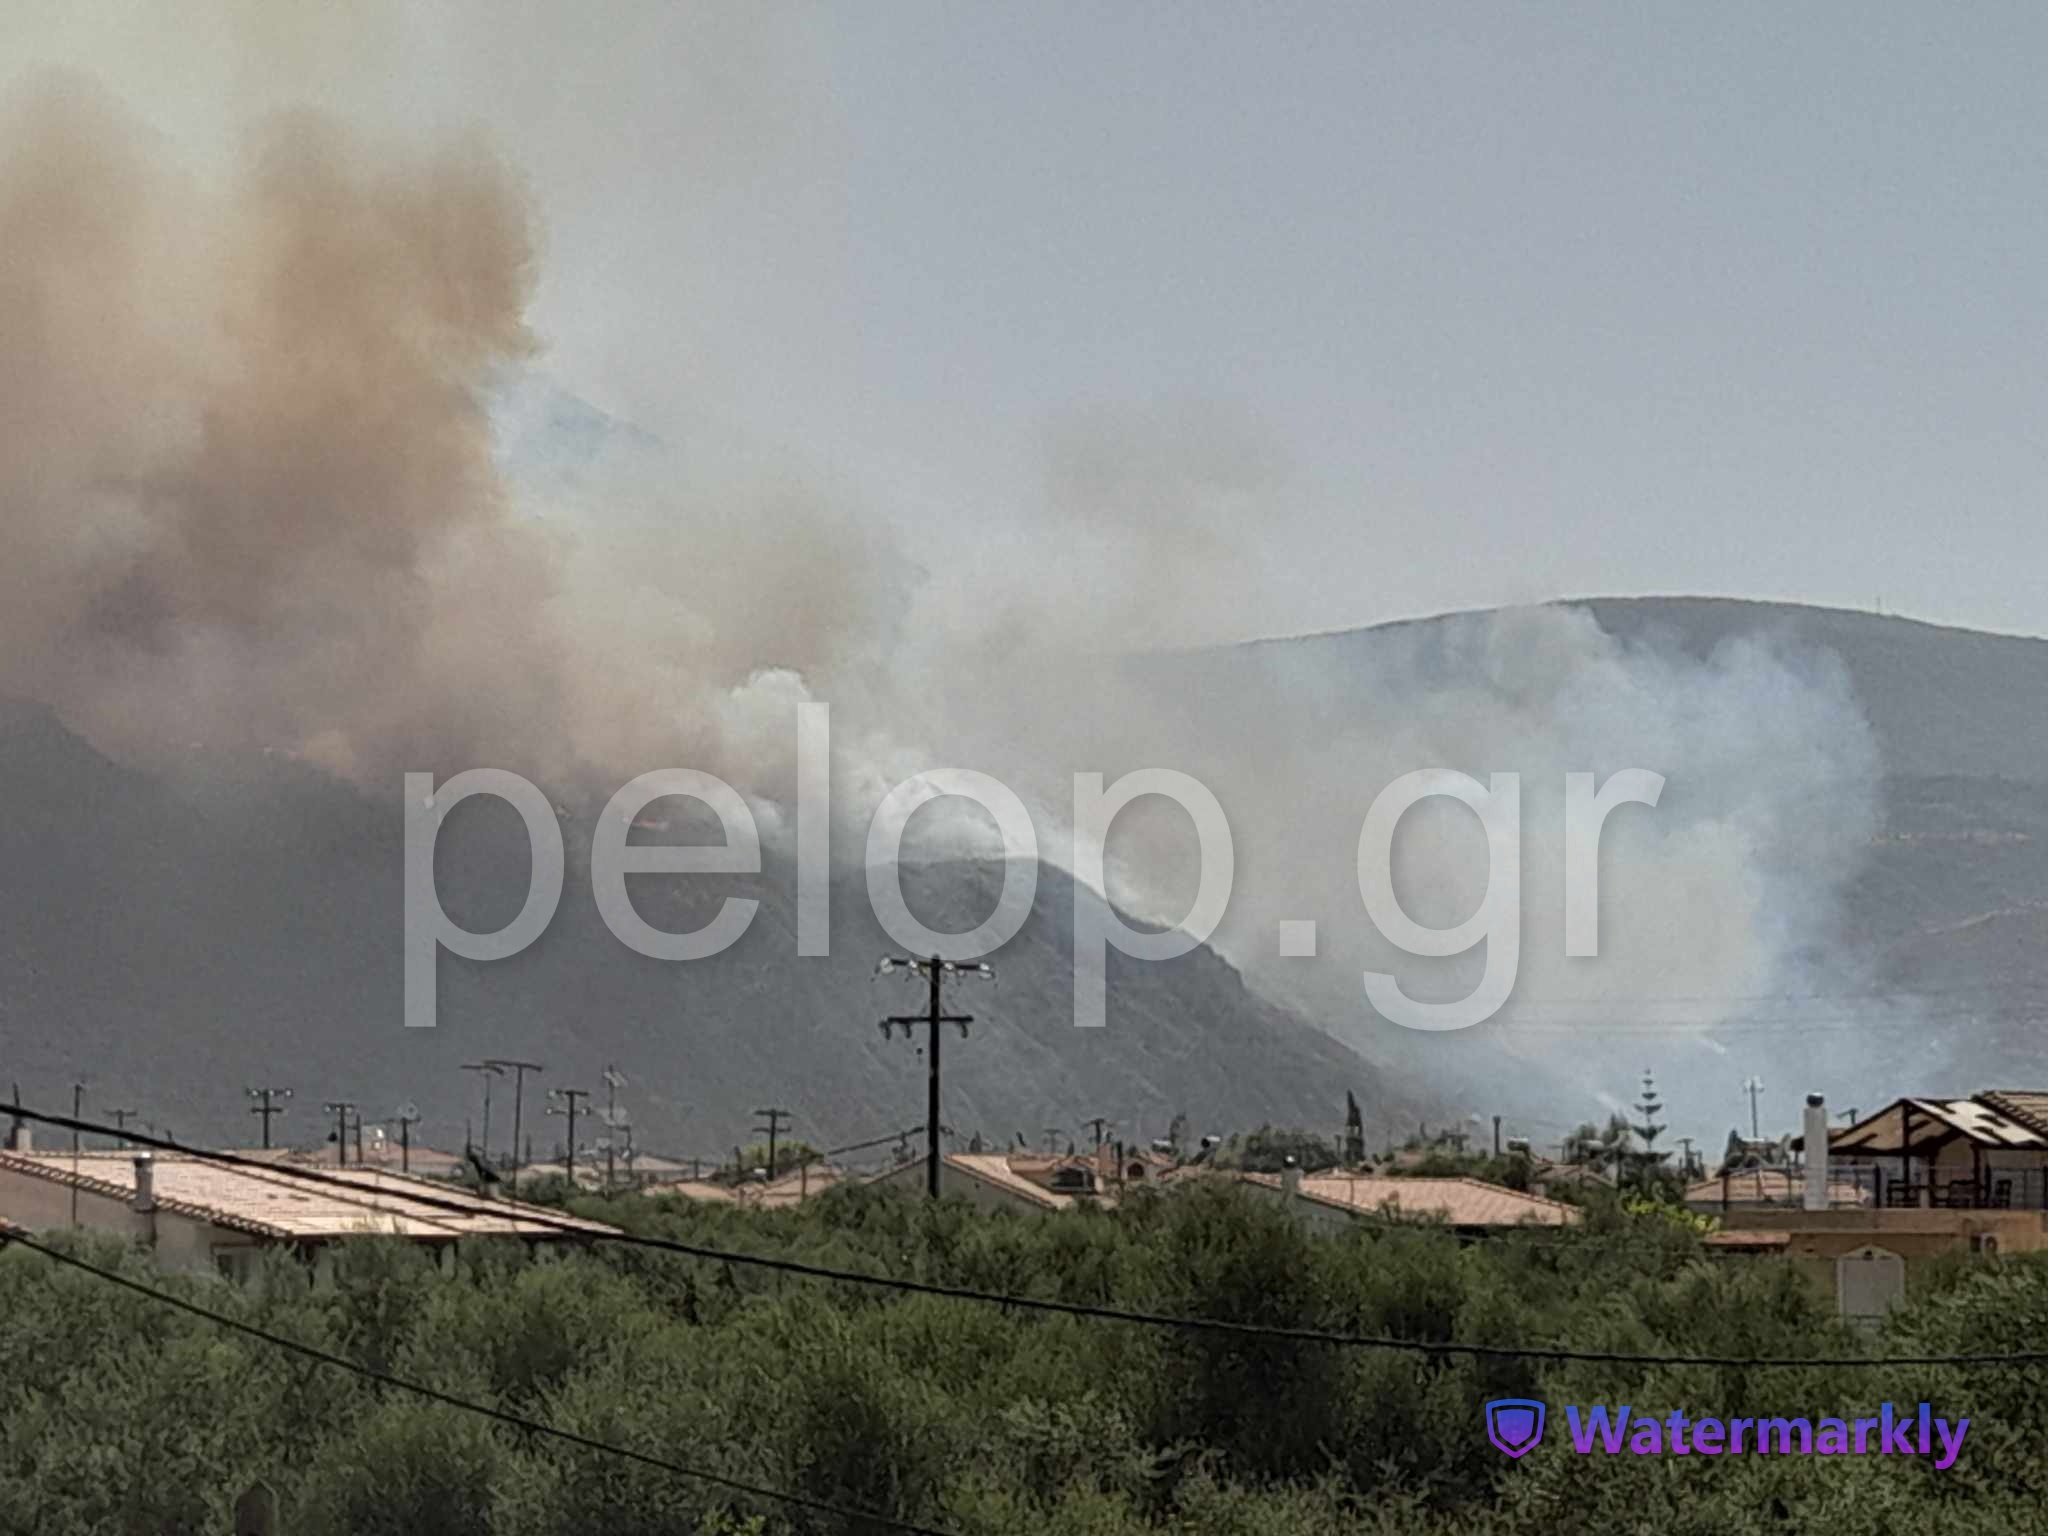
xmin=0 ymin=1151 xmax=617 ymax=1241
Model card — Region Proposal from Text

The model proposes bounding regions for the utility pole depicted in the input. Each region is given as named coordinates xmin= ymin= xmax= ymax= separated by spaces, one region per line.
xmin=1678 ymin=1135 xmax=1697 ymax=1179
xmin=391 ymin=1103 xmax=420 ymax=1174
xmin=1085 ymin=1116 xmax=1114 ymax=1152
xmin=752 ymin=1107 xmax=790 ymax=1181
xmin=485 ymin=1059 xmax=544 ymax=1189
xmin=461 ymin=1062 xmax=506 ymax=1163
xmin=878 ymin=954 xmax=992 ymax=1198
xmin=602 ymin=1066 xmax=629 ymax=1192
xmin=70 ymin=1082 xmax=85 ymax=1228
xmin=105 ymin=1107 xmax=138 ymax=1144
xmin=1492 ymin=1115 xmax=1503 ymax=1157
xmin=322 ymin=1101 xmax=356 ymax=1167
xmin=548 ymin=1087 xmax=589 ymax=1183
xmin=1743 ymin=1077 xmax=1765 ymax=1142
xmin=246 ymin=1086 xmax=292 ymax=1150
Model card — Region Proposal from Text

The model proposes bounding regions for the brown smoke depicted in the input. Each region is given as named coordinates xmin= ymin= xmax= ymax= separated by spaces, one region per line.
xmin=0 ymin=75 xmax=899 ymax=791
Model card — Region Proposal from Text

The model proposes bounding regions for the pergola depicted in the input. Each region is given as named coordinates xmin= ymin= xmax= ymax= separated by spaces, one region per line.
xmin=1816 ymin=1096 xmax=2048 ymax=1210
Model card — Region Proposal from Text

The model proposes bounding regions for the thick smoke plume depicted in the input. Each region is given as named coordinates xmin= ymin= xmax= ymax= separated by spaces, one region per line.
xmin=0 ymin=77 xmax=900 ymax=793
xmin=0 ymin=65 xmax=1890 ymax=1133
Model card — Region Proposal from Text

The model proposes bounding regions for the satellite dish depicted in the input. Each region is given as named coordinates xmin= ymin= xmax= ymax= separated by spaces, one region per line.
xmin=396 ymin=1102 xmax=419 ymax=1122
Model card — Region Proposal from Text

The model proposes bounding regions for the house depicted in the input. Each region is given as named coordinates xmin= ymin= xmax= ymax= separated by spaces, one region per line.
xmin=646 ymin=1163 xmax=845 ymax=1209
xmin=867 ymin=1152 xmax=1116 ymax=1213
xmin=1159 ymin=1163 xmax=1579 ymax=1235
xmin=0 ymin=1149 xmax=619 ymax=1277
xmin=1703 ymin=1091 xmax=2048 ymax=1323
xmin=239 ymin=1143 xmax=471 ymax=1181
xmin=1815 ymin=1092 xmax=2048 ymax=1212
xmin=1684 ymin=1166 xmax=1871 ymax=1214
xmin=1233 ymin=1167 xmax=1581 ymax=1236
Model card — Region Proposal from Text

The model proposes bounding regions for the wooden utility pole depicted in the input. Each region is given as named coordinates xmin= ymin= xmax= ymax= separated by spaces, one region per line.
xmin=460 ymin=1062 xmax=505 ymax=1163
xmin=70 ymin=1082 xmax=84 ymax=1228
xmin=391 ymin=1103 xmax=421 ymax=1174
xmin=485 ymin=1059 xmax=544 ymax=1188
xmin=602 ymin=1066 xmax=629 ymax=1192
xmin=752 ymin=1106 xmax=790 ymax=1180
xmin=246 ymin=1086 xmax=292 ymax=1150
xmin=548 ymin=1087 xmax=589 ymax=1182
xmin=877 ymin=954 xmax=992 ymax=1198
xmin=105 ymin=1107 xmax=138 ymax=1146
xmin=321 ymin=1101 xmax=356 ymax=1167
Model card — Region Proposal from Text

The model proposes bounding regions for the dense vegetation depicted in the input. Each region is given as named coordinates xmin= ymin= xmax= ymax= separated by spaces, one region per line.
xmin=1 ymin=1180 xmax=2041 ymax=1534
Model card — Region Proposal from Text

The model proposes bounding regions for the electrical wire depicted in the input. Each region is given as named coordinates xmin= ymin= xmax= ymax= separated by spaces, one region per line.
xmin=0 ymin=1229 xmax=959 ymax=1536
xmin=2 ymin=1104 xmax=2041 ymax=1370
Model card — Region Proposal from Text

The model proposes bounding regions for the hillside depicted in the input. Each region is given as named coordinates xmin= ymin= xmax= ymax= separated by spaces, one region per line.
xmin=0 ymin=697 xmax=1409 ymax=1159
xmin=1234 ymin=597 xmax=2048 ymax=1127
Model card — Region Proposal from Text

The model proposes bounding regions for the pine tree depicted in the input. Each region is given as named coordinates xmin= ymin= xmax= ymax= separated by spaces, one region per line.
xmin=1630 ymin=1069 xmax=1671 ymax=1185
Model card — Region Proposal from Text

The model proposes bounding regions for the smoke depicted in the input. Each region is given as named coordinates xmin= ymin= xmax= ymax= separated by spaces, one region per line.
xmin=0 ymin=46 xmax=1891 ymax=1133
xmin=0 ymin=75 xmax=904 ymax=793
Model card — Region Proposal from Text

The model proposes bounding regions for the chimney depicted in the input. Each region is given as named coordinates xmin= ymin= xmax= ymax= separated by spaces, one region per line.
xmin=1281 ymin=1155 xmax=1302 ymax=1201
xmin=4 ymin=1116 xmax=27 ymax=1153
xmin=1802 ymin=1094 xmax=1829 ymax=1211
xmin=132 ymin=1152 xmax=157 ymax=1214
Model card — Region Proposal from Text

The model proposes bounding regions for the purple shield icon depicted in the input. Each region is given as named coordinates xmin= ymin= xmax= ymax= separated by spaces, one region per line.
xmin=1485 ymin=1398 xmax=1546 ymax=1459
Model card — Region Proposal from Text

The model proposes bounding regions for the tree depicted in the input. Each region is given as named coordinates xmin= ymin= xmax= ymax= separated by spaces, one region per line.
xmin=1563 ymin=1114 xmax=1633 ymax=1177
xmin=1210 ymin=1125 xmax=1339 ymax=1174
xmin=1627 ymin=1070 xmax=1672 ymax=1189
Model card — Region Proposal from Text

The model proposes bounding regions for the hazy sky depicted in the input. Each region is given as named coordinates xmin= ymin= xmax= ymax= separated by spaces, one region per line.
xmin=12 ymin=3 xmax=2048 ymax=640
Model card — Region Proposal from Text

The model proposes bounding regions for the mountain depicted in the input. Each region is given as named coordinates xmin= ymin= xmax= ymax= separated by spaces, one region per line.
xmin=1246 ymin=597 xmax=2048 ymax=1123
xmin=0 ymin=697 xmax=1413 ymax=1160
xmin=8 ymin=594 xmax=2046 ymax=1161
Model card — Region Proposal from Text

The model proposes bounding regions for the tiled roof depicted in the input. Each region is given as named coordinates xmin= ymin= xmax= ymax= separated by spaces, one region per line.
xmin=1827 ymin=1096 xmax=2048 ymax=1155
xmin=1242 ymin=1172 xmax=1580 ymax=1227
xmin=944 ymin=1153 xmax=1077 ymax=1209
xmin=865 ymin=1153 xmax=1109 ymax=1209
xmin=649 ymin=1167 xmax=845 ymax=1208
xmin=0 ymin=1151 xmax=618 ymax=1241
xmin=1685 ymin=1168 xmax=1871 ymax=1207
xmin=1977 ymin=1091 xmax=2048 ymax=1140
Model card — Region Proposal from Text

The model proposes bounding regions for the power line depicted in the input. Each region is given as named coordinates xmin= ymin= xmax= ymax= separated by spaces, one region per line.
xmin=818 ymin=1126 xmax=928 ymax=1160
xmin=0 ymin=1230 xmax=957 ymax=1536
xmin=1 ymin=1104 xmax=2040 ymax=1371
